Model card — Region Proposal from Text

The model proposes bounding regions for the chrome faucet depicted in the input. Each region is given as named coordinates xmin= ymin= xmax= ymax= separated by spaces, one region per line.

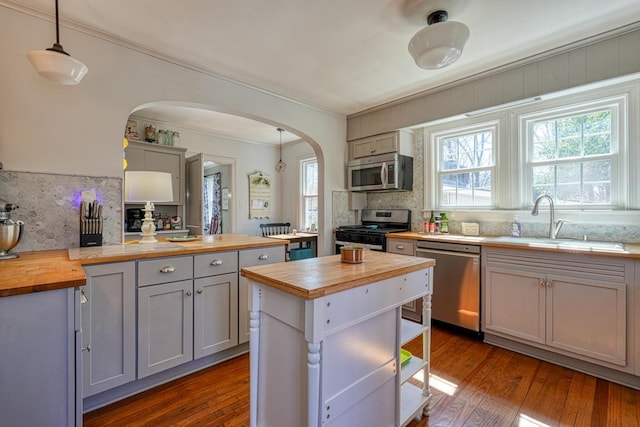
xmin=531 ymin=194 xmax=568 ymax=239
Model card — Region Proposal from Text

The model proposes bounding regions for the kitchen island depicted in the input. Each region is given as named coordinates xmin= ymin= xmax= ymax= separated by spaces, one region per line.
xmin=241 ymin=250 xmax=436 ymax=427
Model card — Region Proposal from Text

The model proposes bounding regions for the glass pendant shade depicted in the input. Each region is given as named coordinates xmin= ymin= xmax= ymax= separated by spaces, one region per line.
xmin=408 ymin=13 xmax=469 ymax=70
xmin=27 ymin=47 xmax=88 ymax=85
xmin=27 ymin=0 xmax=88 ymax=85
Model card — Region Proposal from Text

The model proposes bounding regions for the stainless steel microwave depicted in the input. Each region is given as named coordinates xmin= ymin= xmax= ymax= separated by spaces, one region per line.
xmin=348 ymin=153 xmax=413 ymax=192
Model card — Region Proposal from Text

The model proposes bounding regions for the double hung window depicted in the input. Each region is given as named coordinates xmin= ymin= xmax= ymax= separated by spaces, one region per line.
xmin=300 ymin=158 xmax=318 ymax=230
xmin=434 ymin=123 xmax=497 ymax=208
xmin=522 ymin=97 xmax=624 ymax=207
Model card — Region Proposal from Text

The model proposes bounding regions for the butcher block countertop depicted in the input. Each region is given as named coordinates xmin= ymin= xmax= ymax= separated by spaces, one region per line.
xmin=0 ymin=250 xmax=86 ymax=298
xmin=1 ymin=234 xmax=286 ymax=298
xmin=241 ymin=250 xmax=435 ymax=300
xmin=386 ymin=231 xmax=640 ymax=258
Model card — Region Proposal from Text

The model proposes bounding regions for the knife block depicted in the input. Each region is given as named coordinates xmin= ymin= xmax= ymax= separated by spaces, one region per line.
xmin=80 ymin=218 xmax=103 ymax=247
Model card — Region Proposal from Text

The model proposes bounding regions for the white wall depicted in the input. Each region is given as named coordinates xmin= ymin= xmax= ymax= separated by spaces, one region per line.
xmin=0 ymin=6 xmax=346 ymax=255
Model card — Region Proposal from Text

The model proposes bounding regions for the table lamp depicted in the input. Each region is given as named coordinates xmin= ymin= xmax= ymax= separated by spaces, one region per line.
xmin=124 ymin=171 xmax=174 ymax=243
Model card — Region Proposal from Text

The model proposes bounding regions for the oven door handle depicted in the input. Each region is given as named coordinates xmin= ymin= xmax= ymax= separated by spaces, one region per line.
xmin=336 ymin=241 xmax=383 ymax=251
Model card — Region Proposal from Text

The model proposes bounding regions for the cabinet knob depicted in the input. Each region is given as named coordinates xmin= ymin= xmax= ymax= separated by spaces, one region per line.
xmin=539 ymin=279 xmax=545 ymax=287
xmin=185 ymin=290 xmax=192 ymax=296
xmin=258 ymin=254 xmax=268 ymax=261
xmin=210 ymin=259 xmax=223 ymax=266
xmin=547 ymin=280 xmax=553 ymax=287
xmin=197 ymin=289 xmax=203 ymax=294
xmin=80 ymin=290 xmax=88 ymax=304
xmin=160 ymin=266 xmax=176 ymax=273
xmin=82 ymin=345 xmax=91 ymax=352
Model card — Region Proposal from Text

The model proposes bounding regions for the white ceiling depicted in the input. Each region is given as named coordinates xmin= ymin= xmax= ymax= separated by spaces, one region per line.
xmin=8 ymin=0 xmax=640 ymax=144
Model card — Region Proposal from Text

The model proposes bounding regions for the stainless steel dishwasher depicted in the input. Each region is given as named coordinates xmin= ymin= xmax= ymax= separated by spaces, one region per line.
xmin=416 ymin=240 xmax=481 ymax=333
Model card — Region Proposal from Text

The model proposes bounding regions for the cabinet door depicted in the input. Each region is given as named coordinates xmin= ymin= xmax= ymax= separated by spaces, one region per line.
xmin=82 ymin=262 xmax=136 ymax=397
xmin=238 ymin=246 xmax=286 ymax=344
xmin=0 ymin=288 xmax=77 ymax=427
xmin=138 ymin=280 xmax=194 ymax=378
xmin=194 ymin=273 xmax=239 ymax=358
xmin=547 ymin=274 xmax=626 ymax=366
xmin=352 ymin=137 xmax=377 ymax=158
xmin=484 ymin=266 xmax=545 ymax=344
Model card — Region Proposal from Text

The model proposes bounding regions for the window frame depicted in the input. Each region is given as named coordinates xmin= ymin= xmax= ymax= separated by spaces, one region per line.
xmin=299 ymin=156 xmax=318 ymax=231
xmin=519 ymin=95 xmax=627 ymax=209
xmin=430 ymin=121 xmax=499 ymax=209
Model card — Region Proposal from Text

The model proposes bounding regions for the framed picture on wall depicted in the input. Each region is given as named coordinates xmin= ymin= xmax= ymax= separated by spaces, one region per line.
xmin=222 ymin=188 xmax=229 ymax=210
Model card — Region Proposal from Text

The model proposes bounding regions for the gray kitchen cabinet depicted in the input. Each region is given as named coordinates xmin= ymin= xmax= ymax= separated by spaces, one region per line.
xmin=125 ymin=140 xmax=187 ymax=204
xmin=81 ymin=262 xmax=136 ymax=397
xmin=0 ymin=288 xmax=81 ymax=426
xmin=194 ymin=251 xmax=239 ymax=358
xmin=483 ymin=247 xmax=630 ymax=369
xmin=348 ymin=130 xmax=413 ymax=160
xmin=386 ymin=238 xmax=422 ymax=322
xmin=138 ymin=279 xmax=194 ymax=378
xmin=238 ymin=245 xmax=286 ymax=344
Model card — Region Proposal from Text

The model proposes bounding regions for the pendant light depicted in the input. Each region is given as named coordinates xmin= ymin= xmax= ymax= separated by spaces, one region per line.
xmin=27 ymin=0 xmax=88 ymax=85
xmin=275 ymin=128 xmax=286 ymax=174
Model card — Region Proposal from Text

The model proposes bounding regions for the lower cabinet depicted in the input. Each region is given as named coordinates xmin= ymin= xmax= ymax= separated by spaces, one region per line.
xmin=138 ymin=279 xmax=194 ymax=378
xmin=483 ymin=247 xmax=630 ymax=368
xmin=238 ymin=246 xmax=286 ymax=344
xmin=0 ymin=288 xmax=81 ymax=426
xmin=82 ymin=262 xmax=136 ymax=397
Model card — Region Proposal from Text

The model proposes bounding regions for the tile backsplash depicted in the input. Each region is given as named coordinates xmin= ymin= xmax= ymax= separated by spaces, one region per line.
xmin=0 ymin=171 xmax=122 ymax=252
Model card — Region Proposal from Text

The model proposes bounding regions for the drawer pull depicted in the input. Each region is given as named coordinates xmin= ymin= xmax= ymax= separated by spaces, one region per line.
xmin=160 ymin=266 xmax=176 ymax=273
xmin=210 ymin=259 xmax=224 ymax=266
xmin=396 ymin=245 xmax=405 ymax=250
xmin=258 ymin=254 xmax=269 ymax=261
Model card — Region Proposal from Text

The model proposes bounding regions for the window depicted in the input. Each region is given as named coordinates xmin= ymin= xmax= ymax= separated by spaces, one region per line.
xmin=434 ymin=123 xmax=497 ymax=208
xmin=522 ymin=97 xmax=624 ymax=207
xmin=300 ymin=158 xmax=318 ymax=230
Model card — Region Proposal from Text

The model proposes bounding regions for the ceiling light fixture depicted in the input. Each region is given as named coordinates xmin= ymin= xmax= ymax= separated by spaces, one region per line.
xmin=27 ymin=0 xmax=88 ymax=85
xmin=275 ymin=128 xmax=286 ymax=174
xmin=408 ymin=10 xmax=469 ymax=70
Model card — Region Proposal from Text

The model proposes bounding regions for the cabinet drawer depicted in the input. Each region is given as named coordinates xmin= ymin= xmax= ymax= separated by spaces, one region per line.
xmin=138 ymin=256 xmax=193 ymax=287
xmin=387 ymin=239 xmax=415 ymax=256
xmin=194 ymin=251 xmax=238 ymax=278
xmin=239 ymin=245 xmax=286 ymax=267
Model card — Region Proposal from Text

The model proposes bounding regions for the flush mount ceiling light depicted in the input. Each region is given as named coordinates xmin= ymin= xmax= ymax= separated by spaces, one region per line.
xmin=275 ymin=128 xmax=286 ymax=174
xmin=27 ymin=0 xmax=88 ymax=85
xmin=408 ymin=10 xmax=469 ymax=70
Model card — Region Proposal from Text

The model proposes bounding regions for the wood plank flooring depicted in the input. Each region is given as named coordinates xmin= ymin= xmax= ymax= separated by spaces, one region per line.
xmin=84 ymin=325 xmax=640 ymax=426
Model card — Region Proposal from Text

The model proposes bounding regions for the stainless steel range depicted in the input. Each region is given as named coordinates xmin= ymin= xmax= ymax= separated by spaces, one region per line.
xmin=335 ymin=208 xmax=411 ymax=252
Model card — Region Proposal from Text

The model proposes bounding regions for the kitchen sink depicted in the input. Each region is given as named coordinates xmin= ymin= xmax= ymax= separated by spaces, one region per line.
xmin=489 ymin=236 xmax=625 ymax=251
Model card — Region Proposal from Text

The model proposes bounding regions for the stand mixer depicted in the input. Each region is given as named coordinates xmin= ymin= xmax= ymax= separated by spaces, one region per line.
xmin=0 ymin=198 xmax=23 ymax=260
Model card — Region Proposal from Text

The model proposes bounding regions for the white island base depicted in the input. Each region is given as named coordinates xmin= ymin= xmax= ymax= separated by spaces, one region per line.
xmin=242 ymin=252 xmax=434 ymax=427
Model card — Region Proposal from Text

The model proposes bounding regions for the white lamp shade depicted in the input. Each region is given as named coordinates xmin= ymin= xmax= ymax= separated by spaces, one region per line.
xmin=124 ymin=171 xmax=174 ymax=203
xmin=408 ymin=21 xmax=470 ymax=69
xmin=27 ymin=49 xmax=88 ymax=85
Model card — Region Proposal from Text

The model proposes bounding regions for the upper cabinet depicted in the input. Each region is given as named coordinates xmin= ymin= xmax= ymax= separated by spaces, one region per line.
xmin=125 ymin=141 xmax=187 ymax=204
xmin=348 ymin=130 xmax=413 ymax=161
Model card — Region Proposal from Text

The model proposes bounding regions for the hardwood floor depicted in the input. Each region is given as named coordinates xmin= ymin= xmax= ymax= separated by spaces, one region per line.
xmin=84 ymin=325 xmax=640 ymax=427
